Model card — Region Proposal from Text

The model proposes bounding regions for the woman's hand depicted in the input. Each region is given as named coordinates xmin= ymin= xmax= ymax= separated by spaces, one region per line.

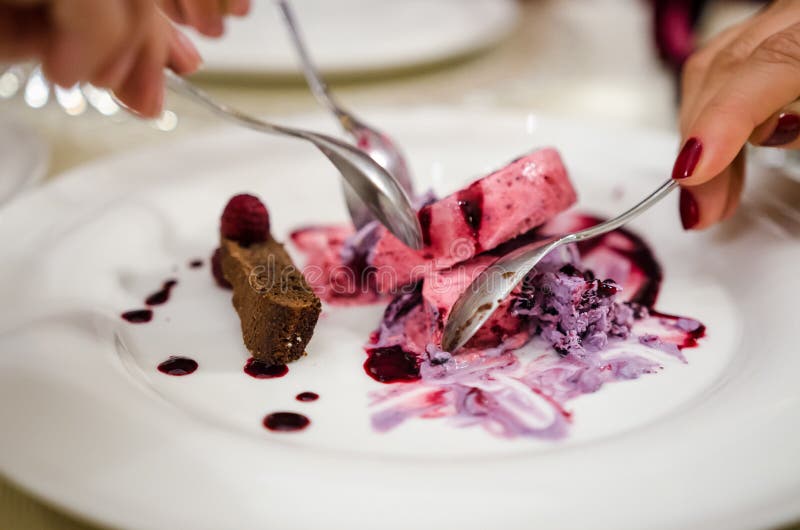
xmin=0 ymin=0 xmax=249 ymax=118
xmin=674 ymin=0 xmax=800 ymax=230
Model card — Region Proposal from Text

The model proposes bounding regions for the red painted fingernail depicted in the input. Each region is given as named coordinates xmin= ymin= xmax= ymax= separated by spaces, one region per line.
xmin=762 ymin=113 xmax=800 ymax=147
xmin=672 ymin=137 xmax=702 ymax=180
xmin=679 ymin=187 xmax=699 ymax=230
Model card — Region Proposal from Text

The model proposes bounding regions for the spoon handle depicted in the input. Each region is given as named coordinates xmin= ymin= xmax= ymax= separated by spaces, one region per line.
xmin=568 ymin=179 xmax=679 ymax=243
xmin=163 ymin=69 xmax=304 ymax=139
xmin=275 ymin=0 xmax=352 ymax=128
xmin=163 ymin=69 xmax=422 ymax=249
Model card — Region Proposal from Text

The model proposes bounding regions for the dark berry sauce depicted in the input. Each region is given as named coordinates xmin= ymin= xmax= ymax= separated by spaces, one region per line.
xmin=569 ymin=215 xmax=663 ymax=308
xmin=121 ymin=309 xmax=153 ymax=323
xmin=244 ymin=358 xmax=289 ymax=379
xmin=263 ymin=412 xmax=310 ymax=432
xmin=296 ymin=391 xmax=319 ymax=402
xmin=145 ymin=279 xmax=178 ymax=306
xmin=596 ymin=279 xmax=620 ymax=298
xmin=364 ymin=345 xmax=420 ymax=383
xmin=456 ymin=185 xmax=484 ymax=240
xmin=559 ymin=263 xmax=582 ymax=277
xmin=650 ymin=310 xmax=707 ymax=349
xmin=418 ymin=206 xmax=432 ymax=247
xmin=157 ymin=356 xmax=198 ymax=376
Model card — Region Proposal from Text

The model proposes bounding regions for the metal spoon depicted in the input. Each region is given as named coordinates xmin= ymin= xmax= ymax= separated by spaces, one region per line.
xmin=164 ymin=69 xmax=423 ymax=250
xmin=276 ymin=0 xmax=415 ymax=229
xmin=441 ymin=179 xmax=679 ymax=352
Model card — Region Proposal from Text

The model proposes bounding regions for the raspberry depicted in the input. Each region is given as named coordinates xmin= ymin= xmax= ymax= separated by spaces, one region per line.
xmin=211 ymin=247 xmax=231 ymax=289
xmin=220 ymin=194 xmax=270 ymax=246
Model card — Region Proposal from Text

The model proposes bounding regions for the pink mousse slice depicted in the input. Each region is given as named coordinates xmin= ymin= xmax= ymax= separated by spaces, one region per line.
xmin=290 ymin=224 xmax=386 ymax=305
xmin=421 ymin=256 xmax=527 ymax=349
xmin=371 ymin=148 xmax=577 ymax=292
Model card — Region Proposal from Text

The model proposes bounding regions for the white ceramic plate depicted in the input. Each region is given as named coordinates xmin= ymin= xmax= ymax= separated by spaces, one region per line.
xmin=0 ymin=118 xmax=48 ymax=205
xmin=0 ymin=108 xmax=798 ymax=530
xmin=188 ymin=0 xmax=519 ymax=76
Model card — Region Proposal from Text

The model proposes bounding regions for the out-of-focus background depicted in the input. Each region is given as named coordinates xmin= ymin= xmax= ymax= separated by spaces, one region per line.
xmin=0 ymin=0 xmax=764 ymax=186
xmin=2 ymin=0 xmax=795 ymax=529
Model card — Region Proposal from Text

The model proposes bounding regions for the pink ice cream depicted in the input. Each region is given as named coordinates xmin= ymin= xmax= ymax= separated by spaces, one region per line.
xmin=371 ymin=148 xmax=577 ymax=292
xmin=291 ymin=223 xmax=386 ymax=305
xmin=420 ymin=255 xmax=526 ymax=349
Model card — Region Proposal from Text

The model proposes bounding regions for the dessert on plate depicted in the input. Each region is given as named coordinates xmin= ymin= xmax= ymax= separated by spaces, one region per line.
xmin=292 ymin=148 xmax=577 ymax=299
xmin=290 ymin=147 xmax=705 ymax=438
xmin=208 ymin=147 xmax=703 ymax=439
xmin=215 ymin=194 xmax=321 ymax=366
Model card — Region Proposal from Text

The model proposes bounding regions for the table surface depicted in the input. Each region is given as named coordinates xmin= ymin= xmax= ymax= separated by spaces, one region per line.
xmin=2 ymin=1 xmax=796 ymax=529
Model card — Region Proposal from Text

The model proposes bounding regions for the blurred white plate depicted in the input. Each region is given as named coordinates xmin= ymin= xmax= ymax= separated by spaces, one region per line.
xmin=0 ymin=119 xmax=48 ymax=205
xmin=0 ymin=108 xmax=798 ymax=530
xmin=751 ymin=147 xmax=800 ymax=183
xmin=189 ymin=0 xmax=519 ymax=76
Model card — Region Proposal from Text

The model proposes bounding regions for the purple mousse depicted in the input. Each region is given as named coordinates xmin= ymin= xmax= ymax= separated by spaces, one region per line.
xmin=362 ymin=226 xmax=702 ymax=438
xmin=512 ymin=263 xmax=637 ymax=357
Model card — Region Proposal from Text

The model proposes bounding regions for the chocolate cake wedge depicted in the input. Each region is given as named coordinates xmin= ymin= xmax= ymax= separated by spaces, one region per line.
xmin=217 ymin=194 xmax=321 ymax=365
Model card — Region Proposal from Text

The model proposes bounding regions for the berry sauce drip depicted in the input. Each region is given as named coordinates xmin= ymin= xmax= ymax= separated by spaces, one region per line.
xmin=296 ymin=391 xmax=319 ymax=402
xmin=575 ymin=215 xmax=663 ymax=308
xmin=364 ymin=345 xmax=421 ymax=383
xmin=121 ymin=309 xmax=153 ymax=323
xmin=145 ymin=279 xmax=178 ymax=306
xmin=157 ymin=356 xmax=198 ymax=376
xmin=188 ymin=259 xmax=203 ymax=269
xmin=263 ymin=412 xmax=310 ymax=432
xmin=244 ymin=358 xmax=289 ymax=379
xmin=650 ymin=310 xmax=707 ymax=348
xmin=455 ymin=185 xmax=484 ymax=240
xmin=417 ymin=206 xmax=432 ymax=247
